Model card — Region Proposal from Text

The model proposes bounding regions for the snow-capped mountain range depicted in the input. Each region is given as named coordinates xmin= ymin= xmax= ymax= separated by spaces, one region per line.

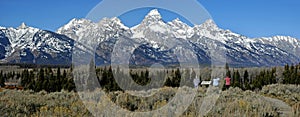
xmin=1 ymin=9 xmax=299 ymax=67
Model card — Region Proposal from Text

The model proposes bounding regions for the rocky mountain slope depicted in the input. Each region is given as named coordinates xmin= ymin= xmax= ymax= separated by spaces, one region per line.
xmin=1 ymin=9 xmax=299 ymax=67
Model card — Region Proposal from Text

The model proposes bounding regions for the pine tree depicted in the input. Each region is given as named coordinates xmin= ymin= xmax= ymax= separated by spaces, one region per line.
xmin=66 ymin=78 xmax=76 ymax=91
xmin=164 ymin=77 xmax=172 ymax=87
xmin=144 ymin=69 xmax=150 ymax=85
xmin=28 ymin=71 xmax=35 ymax=90
xmin=225 ymin=63 xmax=231 ymax=78
xmin=225 ymin=63 xmax=229 ymax=70
xmin=233 ymin=70 xmax=241 ymax=88
xmin=107 ymin=66 xmax=121 ymax=91
xmin=61 ymin=70 xmax=66 ymax=88
xmin=173 ymin=68 xmax=181 ymax=87
xmin=243 ymin=70 xmax=250 ymax=90
xmin=49 ymin=73 xmax=56 ymax=92
xmin=21 ymin=69 xmax=30 ymax=89
xmin=283 ymin=64 xmax=291 ymax=84
xmin=57 ymin=67 xmax=61 ymax=80
xmin=42 ymin=78 xmax=49 ymax=92
xmin=181 ymin=69 xmax=190 ymax=87
xmin=86 ymin=59 xmax=98 ymax=91
xmin=271 ymin=68 xmax=277 ymax=84
xmin=36 ymin=68 xmax=45 ymax=91
xmin=0 ymin=71 xmax=4 ymax=87
xmin=291 ymin=66 xmax=298 ymax=84
xmin=56 ymin=67 xmax=62 ymax=91
xmin=100 ymin=67 xmax=108 ymax=90
xmin=139 ymin=70 xmax=144 ymax=84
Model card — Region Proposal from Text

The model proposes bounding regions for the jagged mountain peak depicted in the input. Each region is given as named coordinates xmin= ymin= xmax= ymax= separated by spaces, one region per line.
xmin=145 ymin=9 xmax=162 ymax=20
xmin=131 ymin=9 xmax=168 ymax=36
xmin=257 ymin=35 xmax=300 ymax=48
xmin=271 ymin=35 xmax=299 ymax=42
xmin=98 ymin=17 xmax=129 ymax=30
xmin=138 ymin=9 xmax=164 ymax=26
xmin=0 ymin=26 xmax=5 ymax=30
xmin=167 ymin=18 xmax=194 ymax=39
xmin=3 ymin=23 xmax=40 ymax=35
xmin=1 ymin=14 xmax=300 ymax=67
xmin=18 ymin=22 xmax=27 ymax=29
xmin=259 ymin=35 xmax=299 ymax=43
xmin=4 ymin=22 xmax=40 ymax=33
xmin=57 ymin=18 xmax=93 ymax=32
xmin=170 ymin=18 xmax=187 ymax=26
xmin=198 ymin=19 xmax=219 ymax=30
xmin=172 ymin=18 xmax=181 ymax=23
xmin=56 ymin=18 xmax=96 ymax=40
xmin=168 ymin=18 xmax=191 ymax=29
xmin=70 ymin=18 xmax=92 ymax=24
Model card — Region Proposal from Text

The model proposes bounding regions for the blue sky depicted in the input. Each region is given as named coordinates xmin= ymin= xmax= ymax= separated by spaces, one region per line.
xmin=0 ymin=0 xmax=299 ymax=38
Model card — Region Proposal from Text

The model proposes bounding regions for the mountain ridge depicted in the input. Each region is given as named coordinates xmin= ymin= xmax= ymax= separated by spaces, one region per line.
xmin=1 ymin=9 xmax=300 ymax=67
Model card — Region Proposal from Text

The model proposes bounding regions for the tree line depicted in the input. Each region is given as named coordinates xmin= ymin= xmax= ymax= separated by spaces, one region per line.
xmin=94 ymin=67 xmax=187 ymax=92
xmin=224 ymin=63 xmax=300 ymax=91
xmin=0 ymin=68 xmax=75 ymax=92
xmin=1 ymin=63 xmax=300 ymax=93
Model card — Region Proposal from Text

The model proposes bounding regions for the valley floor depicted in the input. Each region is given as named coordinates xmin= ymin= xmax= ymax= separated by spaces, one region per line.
xmin=0 ymin=84 xmax=299 ymax=117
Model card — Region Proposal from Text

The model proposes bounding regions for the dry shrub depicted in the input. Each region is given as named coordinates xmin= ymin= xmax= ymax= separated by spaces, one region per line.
xmin=0 ymin=90 xmax=91 ymax=116
xmin=1 ymin=85 xmax=298 ymax=116
xmin=197 ymin=88 xmax=279 ymax=117
xmin=261 ymin=84 xmax=300 ymax=106
xmin=111 ymin=87 xmax=176 ymax=112
xmin=292 ymin=102 xmax=300 ymax=116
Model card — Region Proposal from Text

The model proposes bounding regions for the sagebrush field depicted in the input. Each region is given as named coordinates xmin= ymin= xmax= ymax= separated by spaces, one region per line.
xmin=1 ymin=84 xmax=299 ymax=116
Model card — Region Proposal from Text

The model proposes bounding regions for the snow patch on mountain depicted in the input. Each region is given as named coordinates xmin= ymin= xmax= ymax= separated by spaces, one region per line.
xmin=56 ymin=9 xmax=300 ymax=66
xmin=0 ymin=9 xmax=299 ymax=66
xmin=167 ymin=18 xmax=194 ymax=39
